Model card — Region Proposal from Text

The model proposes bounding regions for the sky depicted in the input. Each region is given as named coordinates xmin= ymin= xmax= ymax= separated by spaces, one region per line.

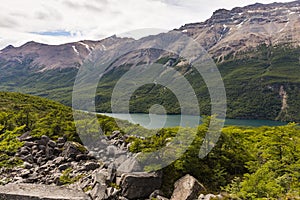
xmin=0 ymin=0 xmax=293 ymax=49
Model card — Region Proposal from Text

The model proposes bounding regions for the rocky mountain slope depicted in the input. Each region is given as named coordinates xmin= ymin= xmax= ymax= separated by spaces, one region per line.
xmin=0 ymin=36 xmax=132 ymax=72
xmin=1 ymin=1 xmax=300 ymax=121
xmin=179 ymin=1 xmax=300 ymax=60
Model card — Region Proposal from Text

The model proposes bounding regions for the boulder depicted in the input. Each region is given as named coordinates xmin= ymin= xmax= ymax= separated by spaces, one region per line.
xmin=106 ymin=186 xmax=120 ymax=198
xmin=0 ymin=183 xmax=90 ymax=200
xmin=22 ymin=155 xmax=34 ymax=163
xmin=93 ymin=169 xmax=109 ymax=184
xmin=112 ymin=154 xmax=127 ymax=168
xmin=38 ymin=145 xmax=46 ymax=151
xmin=48 ymin=140 xmax=57 ymax=148
xmin=117 ymin=157 xmax=142 ymax=175
xmin=120 ymin=172 xmax=162 ymax=199
xmin=20 ymin=146 xmax=31 ymax=155
xmin=20 ymin=169 xmax=31 ymax=178
xmin=18 ymin=132 xmax=33 ymax=142
xmin=53 ymin=156 xmax=65 ymax=166
xmin=57 ymin=137 xmax=67 ymax=144
xmin=41 ymin=135 xmax=50 ymax=143
xmin=45 ymin=147 xmax=54 ymax=159
xmin=83 ymin=161 xmax=100 ymax=171
xmin=76 ymin=154 xmax=89 ymax=161
xmin=25 ymin=173 xmax=40 ymax=183
xmin=37 ymin=135 xmax=49 ymax=146
xmin=58 ymin=163 xmax=71 ymax=171
xmin=108 ymin=130 xmax=121 ymax=140
xmin=106 ymin=145 xmax=118 ymax=157
xmin=107 ymin=163 xmax=116 ymax=182
xmin=24 ymin=141 xmax=35 ymax=148
xmin=23 ymin=162 xmax=33 ymax=169
xmin=61 ymin=141 xmax=88 ymax=159
xmin=53 ymin=147 xmax=62 ymax=156
xmin=90 ymin=183 xmax=107 ymax=200
xmin=171 ymin=174 xmax=206 ymax=200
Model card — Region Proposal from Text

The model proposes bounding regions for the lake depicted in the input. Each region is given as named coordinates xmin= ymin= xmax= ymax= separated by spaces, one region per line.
xmin=99 ymin=113 xmax=287 ymax=129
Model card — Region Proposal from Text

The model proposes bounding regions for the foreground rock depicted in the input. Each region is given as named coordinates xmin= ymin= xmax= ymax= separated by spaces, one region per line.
xmin=171 ymin=174 xmax=206 ymax=200
xmin=0 ymin=183 xmax=90 ymax=200
xmin=0 ymin=131 xmax=212 ymax=200
xmin=120 ymin=172 xmax=162 ymax=199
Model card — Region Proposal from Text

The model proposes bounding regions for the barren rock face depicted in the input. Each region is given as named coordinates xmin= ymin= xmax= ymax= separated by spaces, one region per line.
xmin=0 ymin=36 xmax=133 ymax=72
xmin=177 ymin=1 xmax=300 ymax=60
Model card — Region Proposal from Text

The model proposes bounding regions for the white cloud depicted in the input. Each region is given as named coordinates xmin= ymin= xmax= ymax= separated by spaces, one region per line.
xmin=0 ymin=0 xmax=293 ymax=49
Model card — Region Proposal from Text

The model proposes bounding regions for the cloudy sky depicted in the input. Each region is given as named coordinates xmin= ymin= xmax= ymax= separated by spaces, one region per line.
xmin=0 ymin=0 xmax=292 ymax=49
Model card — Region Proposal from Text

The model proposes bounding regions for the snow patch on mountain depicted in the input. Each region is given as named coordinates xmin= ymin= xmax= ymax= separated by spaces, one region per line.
xmin=72 ymin=46 xmax=79 ymax=55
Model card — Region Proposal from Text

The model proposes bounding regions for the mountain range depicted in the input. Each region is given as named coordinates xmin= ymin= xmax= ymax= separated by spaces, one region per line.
xmin=1 ymin=1 xmax=300 ymax=121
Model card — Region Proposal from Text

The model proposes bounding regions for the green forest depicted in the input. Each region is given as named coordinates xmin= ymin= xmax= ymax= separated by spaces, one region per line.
xmin=0 ymin=92 xmax=299 ymax=199
xmin=94 ymin=44 xmax=300 ymax=122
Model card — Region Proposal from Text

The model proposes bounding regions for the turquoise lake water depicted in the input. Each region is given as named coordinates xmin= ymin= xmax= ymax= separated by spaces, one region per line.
xmin=99 ymin=113 xmax=287 ymax=129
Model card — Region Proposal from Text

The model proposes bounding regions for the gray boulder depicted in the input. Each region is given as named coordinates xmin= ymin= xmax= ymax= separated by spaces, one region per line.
xmin=57 ymin=137 xmax=67 ymax=144
xmin=93 ymin=169 xmax=109 ymax=184
xmin=171 ymin=174 xmax=206 ymax=200
xmin=90 ymin=183 xmax=107 ymax=200
xmin=23 ymin=162 xmax=33 ymax=169
xmin=120 ymin=172 xmax=162 ymax=199
xmin=61 ymin=141 xmax=88 ymax=159
xmin=112 ymin=154 xmax=127 ymax=168
xmin=0 ymin=183 xmax=90 ymax=200
xmin=17 ymin=131 xmax=33 ymax=142
xmin=58 ymin=163 xmax=71 ymax=171
xmin=106 ymin=145 xmax=118 ymax=157
xmin=48 ymin=140 xmax=57 ymax=148
xmin=108 ymin=130 xmax=121 ymax=140
xmin=20 ymin=146 xmax=31 ymax=155
xmin=53 ymin=156 xmax=65 ymax=166
xmin=117 ymin=157 xmax=142 ymax=175
xmin=83 ymin=161 xmax=100 ymax=171
xmin=24 ymin=141 xmax=35 ymax=147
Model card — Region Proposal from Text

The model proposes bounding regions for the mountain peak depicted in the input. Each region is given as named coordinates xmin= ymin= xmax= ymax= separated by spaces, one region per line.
xmin=20 ymin=41 xmax=46 ymax=48
xmin=2 ymin=45 xmax=15 ymax=51
xmin=212 ymin=8 xmax=230 ymax=15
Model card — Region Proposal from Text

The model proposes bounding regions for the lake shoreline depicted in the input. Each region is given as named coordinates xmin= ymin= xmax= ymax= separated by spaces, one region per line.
xmin=98 ymin=113 xmax=288 ymax=129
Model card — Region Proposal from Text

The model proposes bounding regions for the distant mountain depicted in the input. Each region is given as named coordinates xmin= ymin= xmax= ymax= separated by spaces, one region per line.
xmin=1 ymin=1 xmax=300 ymax=121
xmin=0 ymin=36 xmax=132 ymax=72
xmin=0 ymin=36 xmax=133 ymax=105
xmin=178 ymin=1 xmax=300 ymax=59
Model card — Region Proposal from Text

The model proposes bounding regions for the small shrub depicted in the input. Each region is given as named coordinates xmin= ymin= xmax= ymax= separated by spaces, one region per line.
xmin=59 ymin=168 xmax=83 ymax=185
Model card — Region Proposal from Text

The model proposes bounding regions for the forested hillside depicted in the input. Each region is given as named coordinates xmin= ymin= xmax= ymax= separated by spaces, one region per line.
xmin=0 ymin=92 xmax=299 ymax=198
